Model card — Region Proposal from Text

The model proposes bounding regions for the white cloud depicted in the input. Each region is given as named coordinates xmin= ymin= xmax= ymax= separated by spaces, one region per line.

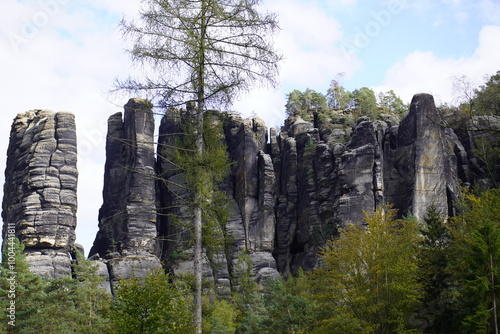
xmin=372 ymin=25 xmax=500 ymax=105
xmin=0 ymin=0 xmax=138 ymax=255
xmin=234 ymin=0 xmax=361 ymax=125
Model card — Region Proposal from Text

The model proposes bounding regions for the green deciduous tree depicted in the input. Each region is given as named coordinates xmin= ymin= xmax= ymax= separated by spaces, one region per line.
xmin=308 ymin=207 xmax=422 ymax=334
xmin=378 ymin=90 xmax=407 ymax=115
xmin=285 ymin=88 xmax=328 ymax=120
xmin=448 ymin=189 xmax=500 ymax=334
xmin=474 ymin=71 xmax=500 ymax=116
xmin=352 ymin=87 xmax=378 ymax=119
xmin=203 ymin=299 xmax=239 ymax=334
xmin=327 ymin=78 xmax=352 ymax=109
xmin=109 ymin=269 xmax=193 ymax=334
xmin=117 ymin=1 xmax=281 ymax=331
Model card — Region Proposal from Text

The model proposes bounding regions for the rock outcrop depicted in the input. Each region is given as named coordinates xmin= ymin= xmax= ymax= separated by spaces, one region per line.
xmin=2 ymin=110 xmax=78 ymax=278
xmin=89 ymin=93 xmax=498 ymax=285
xmin=156 ymin=112 xmax=279 ymax=290
xmin=387 ymin=94 xmax=456 ymax=220
xmin=4 ymin=93 xmax=499 ymax=289
xmin=88 ymin=98 xmax=161 ymax=290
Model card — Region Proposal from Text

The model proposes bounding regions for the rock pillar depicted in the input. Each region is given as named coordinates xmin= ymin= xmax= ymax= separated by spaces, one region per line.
xmin=2 ymin=110 xmax=78 ymax=278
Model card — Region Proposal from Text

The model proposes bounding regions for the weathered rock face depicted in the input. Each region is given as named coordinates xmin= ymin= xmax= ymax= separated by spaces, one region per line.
xmin=97 ymin=93 xmax=494 ymax=284
xmin=89 ymin=98 xmax=161 ymax=289
xmin=388 ymin=94 xmax=452 ymax=220
xmin=2 ymin=110 xmax=78 ymax=278
xmin=6 ymin=93 xmax=497 ymax=287
xmin=269 ymin=94 xmax=467 ymax=274
xmin=222 ymin=115 xmax=278 ymax=281
xmin=156 ymin=112 xmax=279 ymax=289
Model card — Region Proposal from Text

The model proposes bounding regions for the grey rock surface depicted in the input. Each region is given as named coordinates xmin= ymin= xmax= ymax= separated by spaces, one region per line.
xmin=7 ymin=93 xmax=498 ymax=290
xmin=2 ymin=110 xmax=78 ymax=278
xmin=88 ymin=99 xmax=161 ymax=290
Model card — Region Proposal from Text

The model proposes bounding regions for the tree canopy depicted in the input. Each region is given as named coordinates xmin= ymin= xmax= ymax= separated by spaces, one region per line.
xmin=474 ymin=70 xmax=500 ymax=116
xmin=308 ymin=207 xmax=422 ymax=333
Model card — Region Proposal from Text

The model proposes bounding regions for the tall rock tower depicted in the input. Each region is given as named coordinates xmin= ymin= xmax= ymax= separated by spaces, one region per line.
xmin=385 ymin=93 xmax=456 ymax=221
xmin=2 ymin=110 xmax=78 ymax=278
xmin=89 ymin=99 xmax=161 ymax=287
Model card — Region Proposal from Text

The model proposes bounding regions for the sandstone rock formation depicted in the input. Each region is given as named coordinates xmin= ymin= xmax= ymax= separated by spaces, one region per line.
xmin=4 ymin=93 xmax=499 ymax=289
xmin=91 ymin=93 xmax=496 ymax=285
xmin=388 ymin=93 xmax=455 ymax=220
xmin=2 ymin=110 xmax=78 ymax=278
xmin=156 ymin=111 xmax=279 ymax=289
xmin=88 ymin=98 xmax=161 ymax=290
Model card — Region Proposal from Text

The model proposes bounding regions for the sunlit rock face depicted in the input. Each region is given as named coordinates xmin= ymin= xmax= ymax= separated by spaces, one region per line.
xmin=2 ymin=110 xmax=78 ymax=278
xmin=390 ymin=93 xmax=450 ymax=221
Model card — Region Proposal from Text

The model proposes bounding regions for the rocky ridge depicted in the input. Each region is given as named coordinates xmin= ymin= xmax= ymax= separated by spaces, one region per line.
xmin=2 ymin=93 xmax=498 ymax=290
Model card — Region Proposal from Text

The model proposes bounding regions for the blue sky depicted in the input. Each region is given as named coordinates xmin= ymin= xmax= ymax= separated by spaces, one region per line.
xmin=1 ymin=0 xmax=499 ymax=255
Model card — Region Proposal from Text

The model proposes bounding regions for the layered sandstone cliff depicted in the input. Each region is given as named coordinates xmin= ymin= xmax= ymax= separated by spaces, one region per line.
xmin=2 ymin=110 xmax=78 ymax=278
xmin=3 ymin=93 xmax=499 ymax=289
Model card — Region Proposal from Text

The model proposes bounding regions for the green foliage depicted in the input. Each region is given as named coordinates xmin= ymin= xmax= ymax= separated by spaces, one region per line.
xmin=416 ymin=204 xmax=455 ymax=333
xmin=474 ymin=70 xmax=500 ymax=116
xmin=229 ymin=253 xmax=314 ymax=334
xmin=472 ymin=136 xmax=500 ymax=186
xmin=378 ymin=90 xmax=408 ymax=115
xmin=203 ymin=299 xmax=239 ymax=334
xmin=351 ymin=87 xmax=378 ymax=119
xmin=231 ymin=253 xmax=265 ymax=333
xmin=304 ymin=138 xmax=316 ymax=159
xmin=70 ymin=252 xmax=113 ymax=332
xmin=0 ymin=239 xmax=46 ymax=334
xmin=255 ymin=272 xmax=315 ymax=334
xmin=167 ymin=111 xmax=231 ymax=253
xmin=326 ymin=79 xmax=352 ymax=109
xmin=308 ymin=207 xmax=422 ymax=334
xmin=448 ymin=189 xmax=500 ymax=333
xmin=109 ymin=269 xmax=193 ymax=333
xmin=285 ymin=88 xmax=328 ymax=120
xmin=0 ymin=241 xmax=111 ymax=334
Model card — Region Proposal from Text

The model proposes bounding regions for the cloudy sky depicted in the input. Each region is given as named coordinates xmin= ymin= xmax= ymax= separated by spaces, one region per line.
xmin=1 ymin=0 xmax=499 ymax=255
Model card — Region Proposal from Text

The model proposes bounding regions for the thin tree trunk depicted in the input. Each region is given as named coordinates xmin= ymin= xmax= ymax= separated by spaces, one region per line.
xmin=193 ymin=106 xmax=204 ymax=333
xmin=193 ymin=90 xmax=204 ymax=334
xmin=490 ymin=251 xmax=498 ymax=334
xmin=193 ymin=1 xmax=207 ymax=331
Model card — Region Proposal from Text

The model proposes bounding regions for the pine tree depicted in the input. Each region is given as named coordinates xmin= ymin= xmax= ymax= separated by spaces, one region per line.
xmin=0 ymin=241 xmax=112 ymax=333
xmin=417 ymin=204 xmax=454 ymax=333
xmin=0 ymin=239 xmax=47 ymax=334
xmin=448 ymin=189 xmax=500 ymax=334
